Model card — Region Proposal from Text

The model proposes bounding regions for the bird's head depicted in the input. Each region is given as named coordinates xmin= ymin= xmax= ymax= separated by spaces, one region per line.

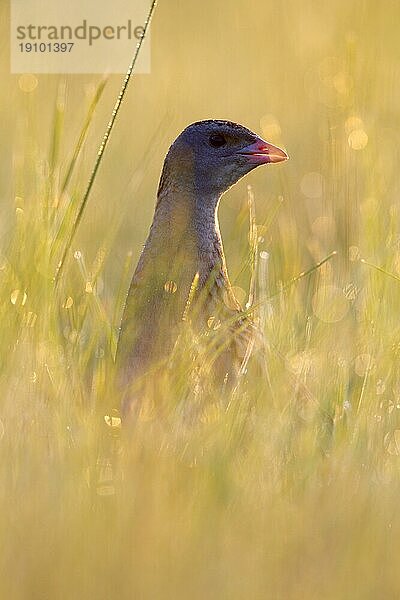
xmin=158 ymin=119 xmax=288 ymax=201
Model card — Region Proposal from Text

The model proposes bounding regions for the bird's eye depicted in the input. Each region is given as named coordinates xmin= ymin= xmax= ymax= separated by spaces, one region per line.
xmin=209 ymin=132 xmax=227 ymax=148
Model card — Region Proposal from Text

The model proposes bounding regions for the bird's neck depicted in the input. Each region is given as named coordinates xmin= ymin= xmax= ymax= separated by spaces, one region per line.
xmin=140 ymin=189 xmax=234 ymax=298
xmin=155 ymin=191 xmax=223 ymax=270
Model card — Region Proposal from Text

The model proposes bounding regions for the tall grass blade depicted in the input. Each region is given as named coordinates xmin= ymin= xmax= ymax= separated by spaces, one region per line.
xmin=246 ymin=185 xmax=258 ymax=310
xmin=50 ymin=77 xmax=108 ymax=258
xmin=360 ymin=258 xmax=400 ymax=283
xmin=54 ymin=0 xmax=159 ymax=286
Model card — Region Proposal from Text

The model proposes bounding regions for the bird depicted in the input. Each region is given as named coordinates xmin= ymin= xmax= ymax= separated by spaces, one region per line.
xmin=116 ymin=120 xmax=288 ymax=421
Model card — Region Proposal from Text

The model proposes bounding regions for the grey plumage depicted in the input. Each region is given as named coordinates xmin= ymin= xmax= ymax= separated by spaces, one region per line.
xmin=116 ymin=120 xmax=288 ymax=419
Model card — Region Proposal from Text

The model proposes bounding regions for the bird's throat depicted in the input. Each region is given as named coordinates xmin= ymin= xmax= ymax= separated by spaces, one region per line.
xmin=138 ymin=191 xmax=236 ymax=312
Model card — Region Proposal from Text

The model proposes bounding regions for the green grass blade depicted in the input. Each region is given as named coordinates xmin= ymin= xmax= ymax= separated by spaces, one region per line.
xmin=54 ymin=0 xmax=159 ymax=286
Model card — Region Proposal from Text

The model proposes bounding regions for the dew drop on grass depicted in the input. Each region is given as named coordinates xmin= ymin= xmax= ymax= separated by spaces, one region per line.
xmin=104 ymin=415 xmax=121 ymax=428
xmin=207 ymin=316 xmax=221 ymax=331
xmin=349 ymin=246 xmax=360 ymax=262
xmin=376 ymin=380 xmax=386 ymax=395
xmin=10 ymin=290 xmax=27 ymax=306
xmin=164 ymin=281 xmax=177 ymax=294
xmin=63 ymin=297 xmax=74 ymax=309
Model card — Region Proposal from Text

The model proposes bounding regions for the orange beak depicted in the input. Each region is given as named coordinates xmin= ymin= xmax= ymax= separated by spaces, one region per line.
xmin=238 ymin=138 xmax=289 ymax=165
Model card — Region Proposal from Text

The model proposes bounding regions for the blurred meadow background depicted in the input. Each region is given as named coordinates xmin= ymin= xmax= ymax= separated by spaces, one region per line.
xmin=1 ymin=0 xmax=400 ymax=597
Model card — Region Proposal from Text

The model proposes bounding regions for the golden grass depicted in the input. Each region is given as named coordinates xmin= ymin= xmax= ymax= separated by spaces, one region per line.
xmin=1 ymin=0 xmax=400 ymax=597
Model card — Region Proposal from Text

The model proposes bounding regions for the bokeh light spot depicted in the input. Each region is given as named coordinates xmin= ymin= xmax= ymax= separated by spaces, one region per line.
xmin=312 ymin=284 xmax=349 ymax=323
xmin=348 ymin=129 xmax=368 ymax=150
xmin=260 ymin=114 xmax=281 ymax=140
xmin=231 ymin=286 xmax=247 ymax=306
xmin=18 ymin=74 xmax=38 ymax=93
xmin=345 ymin=116 xmax=364 ymax=135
